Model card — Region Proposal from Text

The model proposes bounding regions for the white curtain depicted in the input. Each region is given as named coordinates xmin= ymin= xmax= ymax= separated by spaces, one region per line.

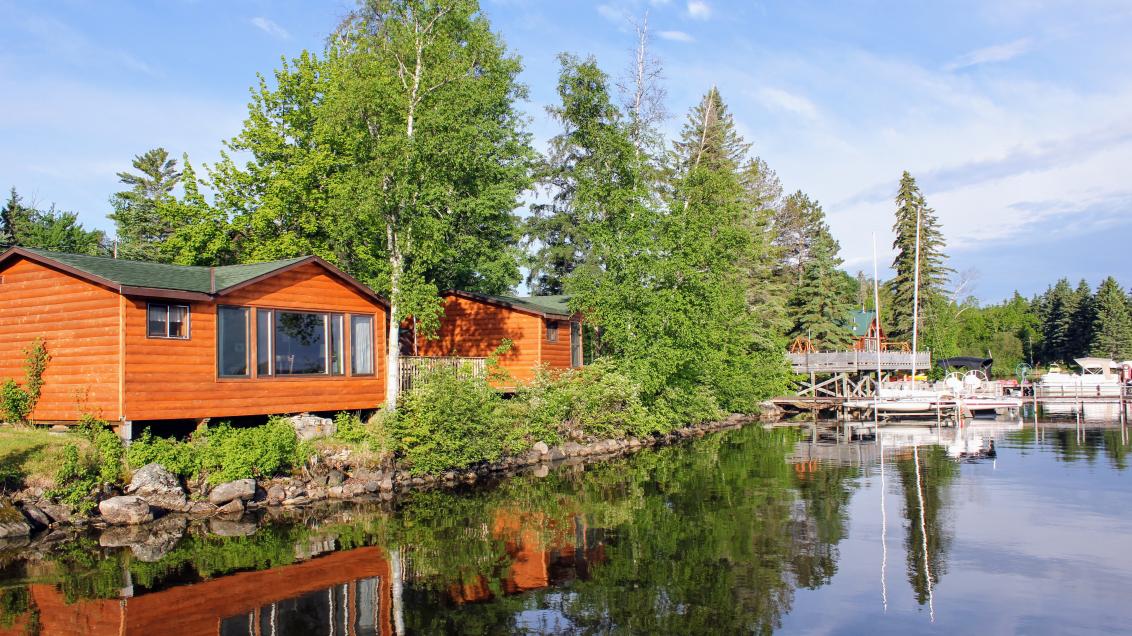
xmin=351 ymin=315 xmax=374 ymax=375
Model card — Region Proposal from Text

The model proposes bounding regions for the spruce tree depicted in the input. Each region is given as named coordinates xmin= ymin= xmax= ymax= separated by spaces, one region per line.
xmin=1067 ymin=279 xmax=1095 ymax=359
xmin=1090 ymin=277 xmax=1132 ymax=359
xmin=788 ymin=228 xmax=854 ymax=350
xmin=525 ymin=55 xmax=627 ymax=295
xmin=887 ymin=171 xmax=951 ymax=342
xmin=108 ymin=148 xmax=182 ymax=262
xmin=1039 ymin=278 xmax=1076 ymax=364
xmin=1 ymin=188 xmax=28 ymax=247
xmin=772 ymin=190 xmax=825 ymax=285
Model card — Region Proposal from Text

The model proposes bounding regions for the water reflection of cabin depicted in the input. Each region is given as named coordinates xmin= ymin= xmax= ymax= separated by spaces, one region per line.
xmin=0 ymin=248 xmax=389 ymax=430
xmin=403 ymin=290 xmax=585 ymax=390
xmin=7 ymin=546 xmax=393 ymax=636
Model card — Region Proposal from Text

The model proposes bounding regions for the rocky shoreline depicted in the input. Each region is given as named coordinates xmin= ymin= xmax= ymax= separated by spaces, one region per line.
xmin=0 ymin=415 xmax=756 ymax=546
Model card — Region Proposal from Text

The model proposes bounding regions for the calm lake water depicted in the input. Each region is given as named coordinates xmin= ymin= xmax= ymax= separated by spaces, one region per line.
xmin=2 ymin=411 xmax=1131 ymax=635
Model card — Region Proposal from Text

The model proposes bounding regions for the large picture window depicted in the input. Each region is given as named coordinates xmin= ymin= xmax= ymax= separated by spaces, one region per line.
xmin=351 ymin=315 xmax=375 ymax=376
xmin=147 ymin=303 xmax=190 ymax=339
xmin=252 ymin=310 xmax=346 ymax=377
xmin=217 ymin=306 xmax=249 ymax=377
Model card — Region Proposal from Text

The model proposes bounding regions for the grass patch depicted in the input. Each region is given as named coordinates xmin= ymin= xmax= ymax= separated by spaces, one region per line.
xmin=0 ymin=425 xmax=91 ymax=491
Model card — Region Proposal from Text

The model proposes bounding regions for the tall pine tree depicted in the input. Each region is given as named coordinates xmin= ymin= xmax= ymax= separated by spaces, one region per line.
xmin=887 ymin=171 xmax=951 ymax=342
xmin=1038 ymin=278 xmax=1076 ymax=364
xmin=788 ymin=227 xmax=854 ymax=350
xmin=1090 ymin=277 xmax=1132 ymax=359
xmin=526 ymin=55 xmax=627 ymax=295
xmin=108 ymin=148 xmax=182 ymax=262
xmin=1066 ymin=279 xmax=1096 ymax=359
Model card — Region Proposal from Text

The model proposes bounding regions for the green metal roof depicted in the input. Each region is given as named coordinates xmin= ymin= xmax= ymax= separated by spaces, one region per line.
xmin=16 ymin=248 xmax=310 ymax=294
xmin=447 ymin=290 xmax=574 ymax=318
xmin=848 ymin=309 xmax=876 ymax=337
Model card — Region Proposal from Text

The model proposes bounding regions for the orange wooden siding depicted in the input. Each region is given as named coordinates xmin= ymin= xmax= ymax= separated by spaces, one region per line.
xmin=414 ymin=295 xmax=540 ymax=384
xmin=123 ymin=261 xmax=388 ymax=421
xmin=0 ymin=257 xmax=120 ymax=421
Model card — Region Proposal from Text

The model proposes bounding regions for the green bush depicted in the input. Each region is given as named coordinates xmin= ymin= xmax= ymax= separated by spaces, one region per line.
xmin=515 ymin=361 xmax=655 ymax=442
xmin=390 ymin=365 xmax=519 ymax=475
xmin=127 ymin=418 xmax=309 ymax=485
xmin=0 ymin=339 xmax=49 ymax=424
xmin=196 ymin=418 xmax=308 ymax=485
xmin=334 ymin=411 xmax=368 ymax=443
xmin=127 ymin=429 xmax=200 ymax=477
xmin=47 ymin=417 xmax=125 ymax=513
xmin=0 ymin=379 xmax=30 ymax=424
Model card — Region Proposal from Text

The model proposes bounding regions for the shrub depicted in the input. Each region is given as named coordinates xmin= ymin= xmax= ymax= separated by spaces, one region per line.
xmin=515 ymin=361 xmax=655 ymax=442
xmin=127 ymin=429 xmax=200 ymax=478
xmin=0 ymin=339 xmax=49 ymax=424
xmin=196 ymin=418 xmax=308 ymax=485
xmin=389 ymin=365 xmax=518 ymax=475
xmin=48 ymin=417 xmax=125 ymax=513
xmin=334 ymin=411 xmax=368 ymax=444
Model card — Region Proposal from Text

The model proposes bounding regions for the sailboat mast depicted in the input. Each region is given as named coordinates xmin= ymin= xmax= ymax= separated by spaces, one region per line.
xmin=873 ymin=234 xmax=883 ymax=407
xmin=911 ymin=204 xmax=922 ymax=386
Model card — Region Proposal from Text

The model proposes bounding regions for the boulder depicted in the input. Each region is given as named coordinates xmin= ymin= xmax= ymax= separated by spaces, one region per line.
xmin=563 ymin=442 xmax=585 ymax=456
xmin=21 ymin=504 xmax=51 ymax=530
xmin=38 ymin=503 xmax=72 ymax=524
xmin=208 ymin=479 xmax=257 ymax=506
xmin=326 ymin=469 xmax=346 ymax=487
xmin=126 ymin=463 xmax=188 ymax=512
xmin=547 ymin=447 xmax=567 ymax=462
xmin=378 ymin=477 xmax=394 ymax=492
xmin=188 ymin=501 xmax=218 ymax=517
xmin=531 ymin=441 xmax=550 ymax=455
xmin=0 ymin=497 xmax=31 ymax=538
xmin=208 ymin=518 xmax=257 ymax=537
xmin=100 ymin=515 xmax=187 ymax=562
xmin=98 ymin=496 xmax=153 ymax=525
xmin=215 ymin=498 xmax=245 ymax=517
xmin=289 ymin=413 xmax=335 ymax=441
xmin=266 ymin=485 xmax=286 ymax=505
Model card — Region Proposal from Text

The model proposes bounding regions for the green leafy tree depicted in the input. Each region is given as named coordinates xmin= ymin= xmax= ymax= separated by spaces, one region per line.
xmin=887 ymin=171 xmax=951 ymax=342
xmin=772 ymin=190 xmax=825 ymax=285
xmin=1 ymin=188 xmax=105 ymax=255
xmin=1090 ymin=277 xmax=1132 ymax=359
xmin=108 ymin=148 xmax=182 ymax=261
xmin=158 ymin=156 xmax=233 ymax=265
xmin=321 ymin=0 xmax=533 ymax=407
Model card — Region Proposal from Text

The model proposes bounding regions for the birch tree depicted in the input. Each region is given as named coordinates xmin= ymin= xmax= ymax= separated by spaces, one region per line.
xmin=325 ymin=0 xmax=532 ymax=408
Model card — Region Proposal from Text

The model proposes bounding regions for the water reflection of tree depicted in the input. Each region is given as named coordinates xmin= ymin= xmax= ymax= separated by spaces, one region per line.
xmin=896 ymin=445 xmax=958 ymax=606
xmin=790 ymin=462 xmax=859 ymax=589
xmin=1009 ymin=426 xmax=1131 ymax=470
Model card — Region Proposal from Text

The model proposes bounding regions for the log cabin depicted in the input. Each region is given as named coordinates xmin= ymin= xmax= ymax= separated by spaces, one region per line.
xmin=0 ymin=247 xmax=388 ymax=434
xmin=407 ymin=290 xmax=585 ymax=389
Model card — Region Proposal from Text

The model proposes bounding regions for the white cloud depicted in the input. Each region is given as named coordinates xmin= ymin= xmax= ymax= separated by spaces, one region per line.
xmin=250 ymin=16 xmax=290 ymax=39
xmin=686 ymin=0 xmax=711 ymax=20
xmin=944 ymin=38 xmax=1032 ymax=71
xmin=596 ymin=4 xmax=627 ymax=23
xmin=755 ymin=87 xmax=820 ymax=120
xmin=15 ymin=13 xmax=158 ymax=76
xmin=658 ymin=30 xmax=695 ymax=43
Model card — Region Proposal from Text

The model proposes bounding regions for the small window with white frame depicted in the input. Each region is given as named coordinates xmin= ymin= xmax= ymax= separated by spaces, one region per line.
xmin=147 ymin=303 xmax=190 ymax=339
xmin=546 ymin=320 xmax=559 ymax=343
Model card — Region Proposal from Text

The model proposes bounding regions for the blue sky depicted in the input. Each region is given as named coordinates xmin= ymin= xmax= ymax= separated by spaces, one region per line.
xmin=2 ymin=0 xmax=1130 ymax=302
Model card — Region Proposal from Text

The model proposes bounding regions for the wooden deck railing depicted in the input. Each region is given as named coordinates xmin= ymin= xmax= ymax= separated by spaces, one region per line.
xmin=399 ymin=356 xmax=487 ymax=391
xmin=787 ymin=350 xmax=931 ymax=373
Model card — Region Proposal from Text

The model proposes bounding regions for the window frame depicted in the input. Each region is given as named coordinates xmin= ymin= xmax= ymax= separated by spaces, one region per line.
xmin=249 ymin=306 xmax=363 ymax=380
xmin=546 ymin=319 xmax=559 ymax=343
xmin=350 ymin=314 xmax=376 ymax=377
xmin=216 ymin=305 xmax=250 ymax=379
xmin=146 ymin=302 xmax=191 ymax=340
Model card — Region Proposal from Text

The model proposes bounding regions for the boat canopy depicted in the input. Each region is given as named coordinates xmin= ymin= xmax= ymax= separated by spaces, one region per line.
xmin=1074 ymin=357 xmax=1117 ymax=373
xmin=936 ymin=357 xmax=993 ymax=373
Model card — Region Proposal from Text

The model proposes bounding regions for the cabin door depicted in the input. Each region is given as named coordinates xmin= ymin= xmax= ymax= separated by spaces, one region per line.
xmin=570 ymin=322 xmax=583 ymax=368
